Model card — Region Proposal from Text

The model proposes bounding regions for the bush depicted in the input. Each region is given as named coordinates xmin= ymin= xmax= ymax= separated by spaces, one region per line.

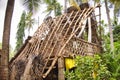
xmin=65 ymin=55 xmax=111 ymax=80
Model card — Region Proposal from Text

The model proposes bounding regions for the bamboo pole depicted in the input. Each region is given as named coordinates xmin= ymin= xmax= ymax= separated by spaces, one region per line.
xmin=77 ymin=19 xmax=87 ymax=38
xmin=88 ymin=17 xmax=92 ymax=42
xmin=43 ymin=6 xmax=97 ymax=78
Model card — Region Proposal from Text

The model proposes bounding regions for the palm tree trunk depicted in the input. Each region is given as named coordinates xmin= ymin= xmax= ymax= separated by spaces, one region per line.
xmin=104 ymin=0 xmax=114 ymax=52
xmin=0 ymin=0 xmax=15 ymax=80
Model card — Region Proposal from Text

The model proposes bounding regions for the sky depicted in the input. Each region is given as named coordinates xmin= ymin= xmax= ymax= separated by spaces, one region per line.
xmin=0 ymin=0 xmax=47 ymax=49
xmin=0 ymin=0 xmax=115 ymax=50
xmin=0 ymin=0 xmax=7 ymax=44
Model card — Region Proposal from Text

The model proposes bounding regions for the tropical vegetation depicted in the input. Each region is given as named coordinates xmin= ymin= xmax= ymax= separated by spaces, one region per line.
xmin=0 ymin=0 xmax=120 ymax=80
xmin=65 ymin=55 xmax=111 ymax=80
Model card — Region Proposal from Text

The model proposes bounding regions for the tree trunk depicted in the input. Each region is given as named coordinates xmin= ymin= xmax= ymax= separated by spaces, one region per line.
xmin=0 ymin=0 xmax=15 ymax=80
xmin=104 ymin=0 xmax=114 ymax=53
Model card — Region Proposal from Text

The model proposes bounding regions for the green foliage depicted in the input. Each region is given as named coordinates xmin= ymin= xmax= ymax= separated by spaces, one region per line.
xmin=15 ymin=11 xmax=35 ymax=52
xmin=15 ymin=11 xmax=26 ymax=51
xmin=65 ymin=55 xmax=111 ymax=80
xmin=23 ymin=0 xmax=41 ymax=13
xmin=98 ymin=20 xmax=107 ymax=41
xmin=100 ymin=18 xmax=120 ymax=80
xmin=114 ymin=42 xmax=120 ymax=53
xmin=101 ymin=52 xmax=120 ymax=80
xmin=25 ymin=12 xmax=35 ymax=34
xmin=113 ymin=24 xmax=120 ymax=42
xmin=43 ymin=0 xmax=62 ymax=16
xmin=112 ymin=18 xmax=120 ymax=53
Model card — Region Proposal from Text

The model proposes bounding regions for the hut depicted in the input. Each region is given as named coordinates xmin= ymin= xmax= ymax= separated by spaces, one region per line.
xmin=9 ymin=3 xmax=102 ymax=80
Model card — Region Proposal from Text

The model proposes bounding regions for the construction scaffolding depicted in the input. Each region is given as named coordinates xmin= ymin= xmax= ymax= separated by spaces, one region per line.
xmin=9 ymin=3 xmax=102 ymax=80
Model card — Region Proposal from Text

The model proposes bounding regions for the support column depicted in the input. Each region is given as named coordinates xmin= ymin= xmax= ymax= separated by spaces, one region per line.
xmin=87 ymin=17 xmax=93 ymax=55
xmin=58 ymin=57 xmax=65 ymax=80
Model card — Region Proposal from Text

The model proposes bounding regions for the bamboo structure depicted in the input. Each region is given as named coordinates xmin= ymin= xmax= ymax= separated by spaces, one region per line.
xmin=9 ymin=3 xmax=102 ymax=80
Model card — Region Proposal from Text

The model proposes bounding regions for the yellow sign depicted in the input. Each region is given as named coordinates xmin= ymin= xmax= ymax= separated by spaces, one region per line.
xmin=65 ymin=58 xmax=75 ymax=70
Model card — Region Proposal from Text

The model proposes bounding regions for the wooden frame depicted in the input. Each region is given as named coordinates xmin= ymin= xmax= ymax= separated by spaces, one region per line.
xmin=9 ymin=4 xmax=102 ymax=80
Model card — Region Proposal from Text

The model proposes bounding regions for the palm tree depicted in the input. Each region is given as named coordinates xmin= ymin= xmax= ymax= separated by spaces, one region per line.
xmin=15 ymin=0 xmax=41 ymax=52
xmin=23 ymin=0 xmax=41 ymax=34
xmin=1 ymin=0 xmax=41 ymax=79
xmin=15 ymin=11 xmax=26 ymax=52
xmin=0 ymin=0 xmax=15 ymax=80
xmin=25 ymin=12 xmax=35 ymax=34
xmin=104 ymin=0 xmax=114 ymax=53
xmin=90 ymin=0 xmax=114 ymax=53
xmin=43 ymin=0 xmax=62 ymax=16
xmin=23 ymin=0 xmax=41 ymax=14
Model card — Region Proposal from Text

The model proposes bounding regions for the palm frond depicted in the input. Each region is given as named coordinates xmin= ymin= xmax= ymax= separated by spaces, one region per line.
xmin=23 ymin=0 xmax=41 ymax=13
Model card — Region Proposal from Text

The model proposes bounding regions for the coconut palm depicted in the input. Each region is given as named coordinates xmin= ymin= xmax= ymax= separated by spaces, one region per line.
xmin=15 ymin=11 xmax=26 ymax=52
xmin=104 ymin=0 xmax=114 ymax=53
xmin=15 ymin=11 xmax=35 ymax=52
xmin=23 ymin=0 xmax=41 ymax=33
xmin=1 ymin=0 xmax=41 ymax=79
xmin=43 ymin=0 xmax=62 ymax=16
xmin=15 ymin=0 xmax=41 ymax=52
xmin=91 ymin=0 xmax=114 ymax=53
xmin=25 ymin=12 xmax=35 ymax=34
xmin=0 ymin=0 xmax=15 ymax=79
xmin=23 ymin=0 xmax=41 ymax=14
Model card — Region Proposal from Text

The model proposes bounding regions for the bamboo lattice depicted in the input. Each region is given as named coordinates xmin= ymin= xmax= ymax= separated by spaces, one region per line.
xmin=9 ymin=4 xmax=102 ymax=80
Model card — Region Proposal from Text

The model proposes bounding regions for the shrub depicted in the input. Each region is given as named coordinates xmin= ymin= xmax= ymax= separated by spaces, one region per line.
xmin=65 ymin=55 xmax=111 ymax=80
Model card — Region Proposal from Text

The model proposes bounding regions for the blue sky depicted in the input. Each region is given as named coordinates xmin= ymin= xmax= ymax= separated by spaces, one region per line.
xmin=0 ymin=0 xmax=115 ymax=50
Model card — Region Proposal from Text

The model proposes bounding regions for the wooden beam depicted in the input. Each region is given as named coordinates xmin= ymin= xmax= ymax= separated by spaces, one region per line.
xmin=77 ymin=19 xmax=87 ymax=38
xmin=43 ymin=6 xmax=97 ymax=78
xmin=58 ymin=57 xmax=65 ymax=80
xmin=87 ymin=17 xmax=93 ymax=55
xmin=88 ymin=17 xmax=92 ymax=43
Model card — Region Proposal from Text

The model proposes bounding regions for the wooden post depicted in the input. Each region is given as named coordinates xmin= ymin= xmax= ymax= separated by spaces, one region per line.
xmin=87 ymin=17 xmax=93 ymax=55
xmin=88 ymin=17 xmax=92 ymax=43
xmin=58 ymin=57 xmax=65 ymax=80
